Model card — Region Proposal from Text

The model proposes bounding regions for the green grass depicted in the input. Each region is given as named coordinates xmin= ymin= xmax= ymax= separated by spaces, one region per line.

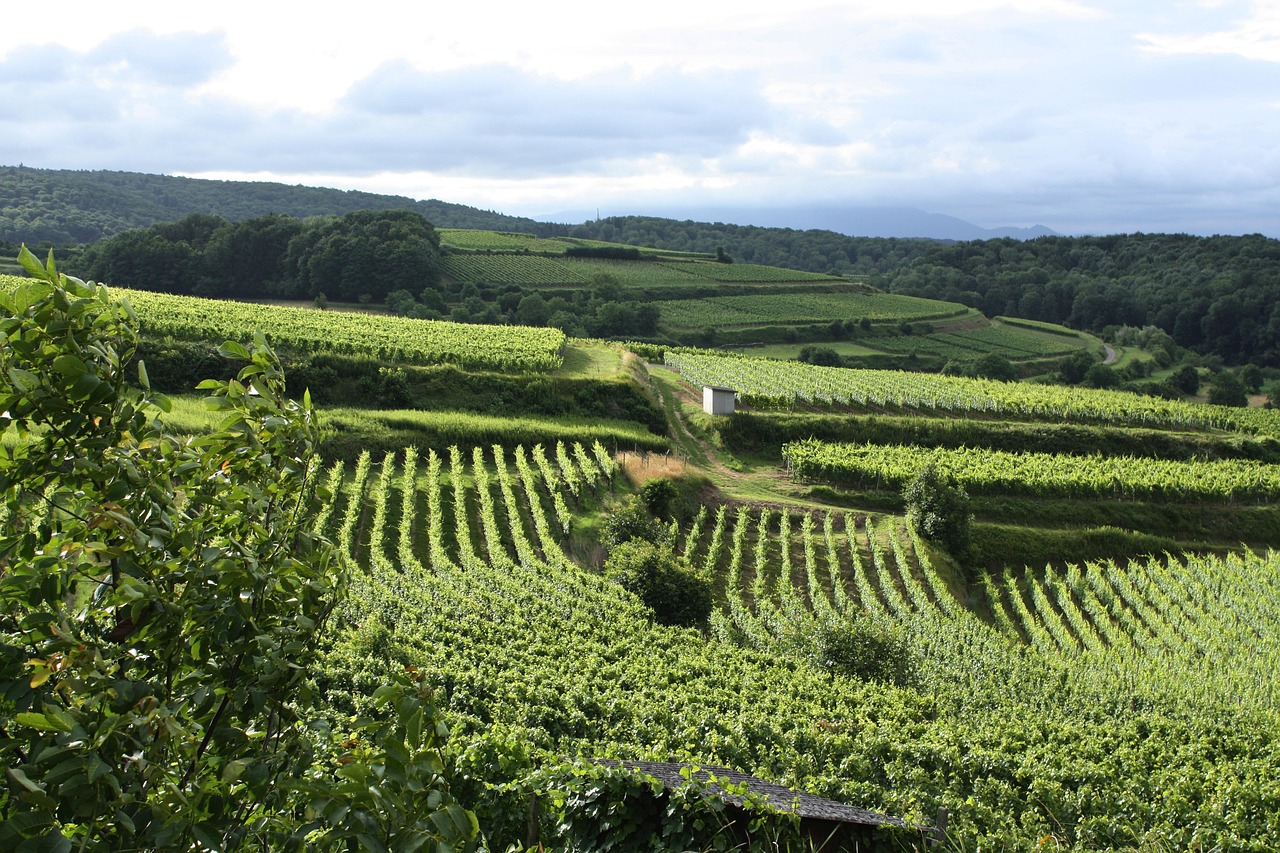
xmin=553 ymin=341 xmax=626 ymax=379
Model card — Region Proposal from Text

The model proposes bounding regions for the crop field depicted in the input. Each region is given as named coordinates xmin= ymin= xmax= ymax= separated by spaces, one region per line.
xmin=317 ymin=443 xmax=1280 ymax=851
xmin=438 ymin=229 xmax=708 ymax=259
xmin=438 ymin=230 xmax=587 ymax=253
xmin=666 ymin=349 xmax=1280 ymax=436
xmin=440 ymin=254 xmax=592 ymax=285
xmin=657 ymin=292 xmax=969 ymax=331
xmin=0 ymin=275 xmax=567 ymax=372
xmin=11 ymin=251 xmax=1280 ymax=852
xmin=657 ymin=261 xmax=844 ymax=283
xmin=868 ymin=323 xmax=1088 ymax=361
xmin=782 ymin=438 xmax=1280 ymax=502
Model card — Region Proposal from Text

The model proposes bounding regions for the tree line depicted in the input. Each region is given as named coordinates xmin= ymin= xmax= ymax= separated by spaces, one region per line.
xmin=76 ymin=209 xmax=443 ymax=304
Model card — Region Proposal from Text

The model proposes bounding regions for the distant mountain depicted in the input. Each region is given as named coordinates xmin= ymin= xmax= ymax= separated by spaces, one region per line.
xmin=540 ymin=205 xmax=1059 ymax=241
xmin=0 ymin=166 xmax=551 ymax=245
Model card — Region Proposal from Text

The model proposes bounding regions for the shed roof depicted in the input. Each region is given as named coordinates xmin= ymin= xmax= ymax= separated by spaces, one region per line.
xmin=591 ymin=760 xmax=906 ymax=828
xmin=702 ymin=385 xmax=738 ymax=394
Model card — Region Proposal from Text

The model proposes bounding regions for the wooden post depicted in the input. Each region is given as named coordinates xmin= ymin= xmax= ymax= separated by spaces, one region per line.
xmin=526 ymin=793 xmax=541 ymax=849
xmin=931 ymin=806 xmax=948 ymax=847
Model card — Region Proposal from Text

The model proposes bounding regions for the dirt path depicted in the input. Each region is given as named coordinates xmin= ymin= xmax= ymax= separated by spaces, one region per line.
xmin=1103 ymin=344 xmax=1118 ymax=365
xmin=644 ymin=366 xmax=819 ymax=506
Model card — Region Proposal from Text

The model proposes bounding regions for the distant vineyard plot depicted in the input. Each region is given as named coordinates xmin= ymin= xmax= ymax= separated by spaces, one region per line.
xmin=666 ymin=349 xmax=1280 ymax=436
xmin=657 ymin=292 xmax=970 ymax=331
xmin=0 ymin=275 xmax=567 ymax=372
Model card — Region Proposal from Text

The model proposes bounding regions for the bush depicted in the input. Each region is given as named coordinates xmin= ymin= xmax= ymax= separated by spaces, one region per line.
xmin=811 ymin=617 xmax=915 ymax=685
xmin=640 ymin=477 xmax=678 ymax=520
xmin=903 ymin=462 xmax=971 ymax=557
xmin=603 ymin=540 xmax=712 ymax=627
xmin=1208 ymin=370 xmax=1249 ymax=407
xmin=602 ymin=496 xmax=666 ymax=547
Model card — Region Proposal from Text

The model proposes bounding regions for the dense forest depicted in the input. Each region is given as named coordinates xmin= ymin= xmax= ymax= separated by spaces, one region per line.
xmin=78 ymin=210 xmax=443 ymax=304
xmin=878 ymin=233 xmax=1280 ymax=366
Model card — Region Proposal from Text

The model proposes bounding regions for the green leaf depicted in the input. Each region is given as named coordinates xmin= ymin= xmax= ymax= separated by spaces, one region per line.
xmin=17 ymin=244 xmax=47 ymax=281
xmin=218 ymin=340 xmax=252 ymax=360
xmin=51 ymin=354 xmax=87 ymax=378
xmin=191 ymin=824 xmax=224 ymax=853
xmin=221 ymin=759 xmax=248 ymax=783
xmin=7 ymin=766 xmax=45 ymax=793
xmin=14 ymin=712 xmax=71 ymax=733
xmin=355 ymin=834 xmax=388 ymax=853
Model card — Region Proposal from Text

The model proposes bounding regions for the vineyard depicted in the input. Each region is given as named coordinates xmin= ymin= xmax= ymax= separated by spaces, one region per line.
xmin=782 ymin=438 xmax=1280 ymax=502
xmin=9 ymin=250 xmax=1280 ymax=852
xmin=0 ymin=275 xmax=567 ymax=372
xmin=657 ymin=293 xmax=969 ymax=331
xmin=666 ymin=349 xmax=1280 ymax=436
xmin=314 ymin=442 xmax=1280 ymax=851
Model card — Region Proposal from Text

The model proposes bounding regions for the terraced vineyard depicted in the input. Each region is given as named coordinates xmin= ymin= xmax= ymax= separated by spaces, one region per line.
xmin=666 ymin=349 xmax=1280 ymax=436
xmin=317 ymin=443 xmax=1280 ymax=851
xmin=439 ymin=254 xmax=592 ymax=285
xmin=871 ymin=322 xmax=1089 ymax=359
xmin=0 ymin=275 xmax=567 ymax=372
xmin=657 ymin=293 xmax=968 ymax=331
xmin=783 ymin=439 xmax=1280 ymax=502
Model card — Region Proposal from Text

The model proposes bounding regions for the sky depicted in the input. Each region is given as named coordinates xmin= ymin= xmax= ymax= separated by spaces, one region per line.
xmin=3 ymin=0 xmax=1279 ymax=236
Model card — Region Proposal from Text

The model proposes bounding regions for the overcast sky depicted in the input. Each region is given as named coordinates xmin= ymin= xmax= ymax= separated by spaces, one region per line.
xmin=4 ymin=1 xmax=1279 ymax=236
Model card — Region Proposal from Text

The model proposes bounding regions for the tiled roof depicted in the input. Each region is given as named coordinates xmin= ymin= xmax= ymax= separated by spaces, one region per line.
xmin=592 ymin=760 xmax=907 ymax=828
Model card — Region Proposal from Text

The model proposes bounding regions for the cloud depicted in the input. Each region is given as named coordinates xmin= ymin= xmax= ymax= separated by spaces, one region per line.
xmin=4 ymin=4 xmax=1280 ymax=236
xmin=5 ymin=47 xmax=772 ymax=178
xmin=87 ymin=29 xmax=233 ymax=85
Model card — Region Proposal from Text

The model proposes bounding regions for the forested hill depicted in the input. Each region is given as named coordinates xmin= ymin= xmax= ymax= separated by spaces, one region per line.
xmin=0 ymin=165 xmax=548 ymax=244
xmin=566 ymin=219 xmax=1280 ymax=367
xmin=881 ymin=233 xmax=1280 ymax=366
xmin=562 ymin=216 xmax=942 ymax=276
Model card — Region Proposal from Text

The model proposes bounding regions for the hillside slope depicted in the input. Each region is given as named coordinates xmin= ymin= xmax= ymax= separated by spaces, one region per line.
xmin=0 ymin=165 xmax=550 ymax=244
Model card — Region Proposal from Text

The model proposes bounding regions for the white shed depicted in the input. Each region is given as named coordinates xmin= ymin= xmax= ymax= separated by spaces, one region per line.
xmin=702 ymin=385 xmax=737 ymax=415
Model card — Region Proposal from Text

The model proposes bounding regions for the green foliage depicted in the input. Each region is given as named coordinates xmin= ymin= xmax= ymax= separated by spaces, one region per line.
xmin=0 ymin=249 xmax=475 ymax=852
xmin=80 ymin=209 xmax=444 ymax=304
xmin=640 ymin=477 xmax=678 ymax=520
xmin=1082 ymin=362 xmax=1119 ymax=389
xmin=520 ymin=761 xmax=824 ymax=853
xmin=603 ymin=496 xmax=667 ymax=548
xmin=797 ymin=344 xmax=843 ymax=367
xmin=902 ymin=462 xmax=971 ymax=557
xmin=1173 ymin=364 xmax=1201 ymax=394
xmin=1208 ymin=370 xmax=1249 ymax=407
xmin=811 ymin=617 xmax=915 ymax=686
xmin=603 ymin=540 xmax=713 ymax=627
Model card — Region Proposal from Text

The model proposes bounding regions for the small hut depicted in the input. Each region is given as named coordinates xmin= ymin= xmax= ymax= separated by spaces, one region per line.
xmin=703 ymin=385 xmax=737 ymax=415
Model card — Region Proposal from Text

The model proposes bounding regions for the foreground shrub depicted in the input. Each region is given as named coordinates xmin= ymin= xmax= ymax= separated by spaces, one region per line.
xmin=604 ymin=540 xmax=713 ymax=627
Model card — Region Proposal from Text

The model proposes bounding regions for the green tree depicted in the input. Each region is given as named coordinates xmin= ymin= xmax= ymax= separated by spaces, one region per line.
xmin=0 ymin=249 xmax=476 ymax=852
xmin=903 ymin=461 xmax=971 ymax=557
xmin=798 ymin=345 xmax=843 ymax=367
xmin=603 ymin=540 xmax=712 ymax=628
xmin=1207 ymin=370 xmax=1249 ymax=407
xmin=1173 ymin=364 xmax=1200 ymax=395
xmin=811 ymin=617 xmax=914 ymax=685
